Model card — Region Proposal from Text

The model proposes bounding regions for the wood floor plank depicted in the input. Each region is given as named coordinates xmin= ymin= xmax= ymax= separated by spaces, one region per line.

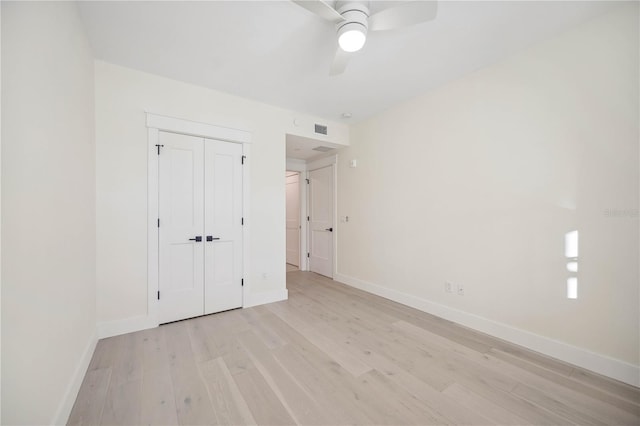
xmin=240 ymin=307 xmax=288 ymax=349
xmin=490 ymin=348 xmax=640 ymax=418
xmin=198 ymin=357 xmax=257 ymax=425
xmin=140 ymin=366 xmax=179 ymax=426
xmin=111 ymin=331 xmax=144 ymax=388
xmin=264 ymin=317 xmax=378 ymax=424
xmin=356 ymin=369 xmax=454 ymax=425
xmin=442 ymin=382 xmax=531 ymax=425
xmin=269 ymin=299 xmax=456 ymax=392
xmin=511 ymin=382 xmax=605 ymax=425
xmin=70 ymin=271 xmax=640 ymax=426
xmin=163 ymin=321 xmax=218 ymax=425
xmin=141 ymin=327 xmax=171 ymax=373
xmin=87 ymin=337 xmax=121 ymax=372
xmin=478 ymin=351 xmax=638 ymax=425
xmin=100 ymin=378 xmax=142 ymax=425
xmin=231 ymin=365 xmax=296 ymax=425
xmin=267 ymin=300 xmax=373 ymax=377
xmin=186 ymin=316 xmax=218 ymax=363
xmin=300 ymin=273 xmax=494 ymax=354
xmin=237 ymin=329 xmax=336 ymax=425
xmin=570 ymin=367 xmax=640 ymax=405
xmin=67 ymin=368 xmax=111 ymax=426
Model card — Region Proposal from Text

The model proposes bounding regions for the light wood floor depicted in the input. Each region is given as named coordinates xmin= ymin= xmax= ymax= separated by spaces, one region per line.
xmin=69 ymin=271 xmax=640 ymax=425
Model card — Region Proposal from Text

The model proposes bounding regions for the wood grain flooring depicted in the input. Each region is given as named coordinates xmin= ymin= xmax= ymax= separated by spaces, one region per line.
xmin=69 ymin=271 xmax=640 ymax=425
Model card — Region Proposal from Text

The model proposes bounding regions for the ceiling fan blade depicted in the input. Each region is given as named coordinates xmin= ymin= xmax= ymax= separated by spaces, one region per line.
xmin=369 ymin=1 xmax=438 ymax=32
xmin=329 ymin=48 xmax=351 ymax=76
xmin=291 ymin=0 xmax=345 ymax=23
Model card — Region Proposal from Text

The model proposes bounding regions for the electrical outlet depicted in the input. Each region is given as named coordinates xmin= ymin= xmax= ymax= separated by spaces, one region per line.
xmin=444 ymin=282 xmax=453 ymax=293
xmin=456 ymin=283 xmax=464 ymax=296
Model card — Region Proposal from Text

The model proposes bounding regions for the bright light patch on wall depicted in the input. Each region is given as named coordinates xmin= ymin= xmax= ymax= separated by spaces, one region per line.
xmin=565 ymin=230 xmax=578 ymax=258
xmin=567 ymin=277 xmax=578 ymax=299
xmin=565 ymin=230 xmax=579 ymax=299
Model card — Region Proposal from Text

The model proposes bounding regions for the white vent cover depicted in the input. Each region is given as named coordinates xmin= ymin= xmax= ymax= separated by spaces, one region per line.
xmin=312 ymin=146 xmax=333 ymax=152
xmin=314 ymin=124 xmax=328 ymax=135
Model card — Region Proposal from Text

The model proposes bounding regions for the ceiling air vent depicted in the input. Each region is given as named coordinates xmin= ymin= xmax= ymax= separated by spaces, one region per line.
xmin=312 ymin=146 xmax=333 ymax=152
xmin=314 ymin=124 xmax=328 ymax=135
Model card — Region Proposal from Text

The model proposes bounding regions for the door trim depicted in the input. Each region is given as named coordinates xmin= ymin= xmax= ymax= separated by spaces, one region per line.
xmin=285 ymin=171 xmax=301 ymax=268
xmin=285 ymin=161 xmax=308 ymax=271
xmin=307 ymin=155 xmax=338 ymax=278
xmin=147 ymin=112 xmax=251 ymax=327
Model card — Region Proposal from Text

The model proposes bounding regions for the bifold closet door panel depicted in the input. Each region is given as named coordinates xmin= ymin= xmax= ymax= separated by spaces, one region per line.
xmin=204 ymin=139 xmax=244 ymax=314
xmin=158 ymin=132 xmax=205 ymax=324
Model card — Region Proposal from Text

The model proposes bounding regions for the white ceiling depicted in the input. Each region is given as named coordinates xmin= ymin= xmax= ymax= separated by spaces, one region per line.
xmin=78 ymin=1 xmax=616 ymax=123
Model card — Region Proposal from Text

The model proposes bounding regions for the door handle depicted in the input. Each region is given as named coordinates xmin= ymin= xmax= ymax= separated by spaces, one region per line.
xmin=189 ymin=236 xmax=202 ymax=242
xmin=206 ymin=236 xmax=220 ymax=242
xmin=325 ymin=227 xmax=333 ymax=232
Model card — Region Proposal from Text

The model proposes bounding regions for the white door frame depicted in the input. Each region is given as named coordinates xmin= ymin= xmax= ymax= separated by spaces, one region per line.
xmin=306 ymin=155 xmax=338 ymax=278
xmin=285 ymin=171 xmax=301 ymax=267
xmin=286 ymin=159 xmax=309 ymax=270
xmin=147 ymin=112 xmax=251 ymax=326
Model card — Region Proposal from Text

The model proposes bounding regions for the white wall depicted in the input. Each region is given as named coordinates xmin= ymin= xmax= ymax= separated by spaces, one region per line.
xmin=336 ymin=4 xmax=639 ymax=384
xmin=95 ymin=61 xmax=348 ymax=325
xmin=1 ymin=2 xmax=96 ymax=424
xmin=0 ymin=5 xmax=2 ymax=423
xmin=0 ymin=3 xmax=3 ymax=421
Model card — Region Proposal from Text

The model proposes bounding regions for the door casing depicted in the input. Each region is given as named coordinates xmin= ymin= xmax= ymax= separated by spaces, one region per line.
xmin=285 ymin=172 xmax=301 ymax=267
xmin=147 ymin=113 xmax=251 ymax=327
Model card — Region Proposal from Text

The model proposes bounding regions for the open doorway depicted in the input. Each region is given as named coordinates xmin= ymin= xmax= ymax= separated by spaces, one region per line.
xmin=285 ymin=134 xmax=339 ymax=279
xmin=286 ymin=171 xmax=301 ymax=272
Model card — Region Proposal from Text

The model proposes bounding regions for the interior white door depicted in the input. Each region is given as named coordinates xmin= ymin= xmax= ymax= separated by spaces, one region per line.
xmin=308 ymin=165 xmax=334 ymax=278
xmin=204 ymin=139 xmax=243 ymax=314
xmin=158 ymin=131 xmax=205 ymax=324
xmin=286 ymin=172 xmax=300 ymax=267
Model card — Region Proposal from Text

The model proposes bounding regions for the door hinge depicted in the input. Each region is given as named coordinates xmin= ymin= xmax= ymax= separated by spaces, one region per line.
xmin=155 ymin=144 xmax=164 ymax=155
xmin=241 ymin=155 xmax=246 ymax=165
xmin=157 ymin=291 xmax=160 ymax=300
xmin=307 ymin=216 xmax=310 ymax=221
xmin=307 ymin=252 xmax=310 ymax=258
xmin=306 ymin=178 xmax=310 ymax=184
xmin=241 ymin=278 xmax=244 ymax=287
xmin=157 ymin=218 xmax=160 ymax=228
xmin=241 ymin=217 xmax=244 ymax=225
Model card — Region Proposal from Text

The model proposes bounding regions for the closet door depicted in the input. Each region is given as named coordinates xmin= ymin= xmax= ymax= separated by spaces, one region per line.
xmin=204 ymin=139 xmax=243 ymax=314
xmin=158 ymin=132 xmax=205 ymax=324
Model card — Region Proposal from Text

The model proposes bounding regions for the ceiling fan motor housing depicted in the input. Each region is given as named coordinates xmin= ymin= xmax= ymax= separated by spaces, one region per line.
xmin=335 ymin=1 xmax=370 ymax=51
xmin=336 ymin=2 xmax=370 ymax=35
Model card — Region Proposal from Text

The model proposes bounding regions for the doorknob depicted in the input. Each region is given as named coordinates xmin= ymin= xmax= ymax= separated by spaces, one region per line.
xmin=189 ymin=236 xmax=202 ymax=242
xmin=206 ymin=236 xmax=220 ymax=242
xmin=325 ymin=227 xmax=333 ymax=232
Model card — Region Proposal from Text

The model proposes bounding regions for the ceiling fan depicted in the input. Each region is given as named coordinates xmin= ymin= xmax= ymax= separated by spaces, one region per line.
xmin=291 ymin=0 xmax=438 ymax=75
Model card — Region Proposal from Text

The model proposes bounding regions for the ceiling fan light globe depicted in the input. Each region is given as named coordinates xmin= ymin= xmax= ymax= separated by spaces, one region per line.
xmin=338 ymin=28 xmax=366 ymax=52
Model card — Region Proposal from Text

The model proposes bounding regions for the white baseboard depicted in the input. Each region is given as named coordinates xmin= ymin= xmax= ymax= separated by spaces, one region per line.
xmin=52 ymin=330 xmax=98 ymax=425
xmin=95 ymin=290 xmax=290 ymax=339
xmin=244 ymin=288 xmax=288 ymax=308
xmin=97 ymin=315 xmax=158 ymax=339
xmin=334 ymin=273 xmax=640 ymax=387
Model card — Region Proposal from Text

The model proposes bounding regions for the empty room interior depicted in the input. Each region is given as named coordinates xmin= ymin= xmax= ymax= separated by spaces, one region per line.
xmin=2 ymin=0 xmax=639 ymax=425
